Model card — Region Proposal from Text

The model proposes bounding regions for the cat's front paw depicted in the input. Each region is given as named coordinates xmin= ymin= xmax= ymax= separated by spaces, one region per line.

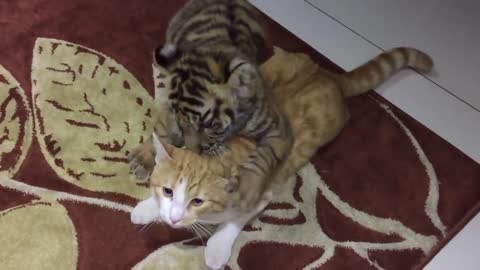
xmin=130 ymin=198 xmax=160 ymax=225
xmin=204 ymin=234 xmax=232 ymax=270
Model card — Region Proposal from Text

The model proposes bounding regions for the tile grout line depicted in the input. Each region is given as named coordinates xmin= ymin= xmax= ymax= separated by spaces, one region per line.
xmin=302 ymin=0 xmax=480 ymax=113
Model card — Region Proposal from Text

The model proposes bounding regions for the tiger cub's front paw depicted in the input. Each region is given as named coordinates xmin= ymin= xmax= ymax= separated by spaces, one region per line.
xmin=129 ymin=160 xmax=151 ymax=183
xmin=127 ymin=143 xmax=155 ymax=183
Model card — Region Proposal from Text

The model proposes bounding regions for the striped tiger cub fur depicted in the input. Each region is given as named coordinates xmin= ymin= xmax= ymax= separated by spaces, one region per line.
xmin=151 ymin=0 xmax=294 ymax=206
xmin=129 ymin=46 xmax=433 ymax=211
xmin=130 ymin=47 xmax=433 ymax=269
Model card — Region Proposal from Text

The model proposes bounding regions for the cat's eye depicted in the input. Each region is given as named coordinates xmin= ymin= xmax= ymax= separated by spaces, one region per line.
xmin=163 ymin=187 xmax=173 ymax=197
xmin=191 ymin=198 xmax=204 ymax=206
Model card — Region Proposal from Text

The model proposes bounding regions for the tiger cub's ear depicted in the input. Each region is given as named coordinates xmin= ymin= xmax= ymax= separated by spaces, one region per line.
xmin=226 ymin=57 xmax=259 ymax=99
xmin=153 ymin=44 xmax=179 ymax=67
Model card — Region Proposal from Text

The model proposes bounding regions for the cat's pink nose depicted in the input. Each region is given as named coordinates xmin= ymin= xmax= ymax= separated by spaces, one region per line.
xmin=170 ymin=206 xmax=184 ymax=225
xmin=171 ymin=217 xmax=181 ymax=224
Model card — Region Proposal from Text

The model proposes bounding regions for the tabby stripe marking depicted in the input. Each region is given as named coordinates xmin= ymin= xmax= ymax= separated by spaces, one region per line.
xmin=200 ymin=109 xmax=212 ymax=123
xmin=231 ymin=3 xmax=257 ymax=20
xmin=193 ymin=22 xmax=231 ymax=36
xmin=173 ymin=17 xmax=213 ymax=43
xmin=397 ymin=47 xmax=410 ymax=67
xmin=182 ymin=107 xmax=202 ymax=119
xmin=224 ymin=108 xmax=235 ymax=123
xmin=187 ymin=182 xmax=199 ymax=193
xmin=201 ymin=6 xmax=228 ymax=17
xmin=265 ymin=144 xmax=281 ymax=164
xmin=178 ymin=96 xmax=204 ymax=107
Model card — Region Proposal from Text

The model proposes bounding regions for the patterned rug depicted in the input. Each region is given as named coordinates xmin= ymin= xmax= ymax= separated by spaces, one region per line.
xmin=1 ymin=1 xmax=479 ymax=269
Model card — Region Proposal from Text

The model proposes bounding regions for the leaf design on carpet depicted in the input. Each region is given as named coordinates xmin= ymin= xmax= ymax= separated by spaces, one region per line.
xmin=0 ymin=201 xmax=78 ymax=270
xmin=0 ymin=174 xmax=133 ymax=213
xmin=0 ymin=40 xmax=445 ymax=270
xmin=0 ymin=66 xmax=33 ymax=177
xmin=376 ymin=100 xmax=446 ymax=237
xmin=31 ymin=38 xmax=153 ymax=199
xmin=218 ymin=162 xmax=438 ymax=270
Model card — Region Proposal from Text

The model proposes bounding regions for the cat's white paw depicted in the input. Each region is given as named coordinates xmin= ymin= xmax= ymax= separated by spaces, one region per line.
xmin=130 ymin=197 xmax=160 ymax=224
xmin=204 ymin=233 xmax=233 ymax=270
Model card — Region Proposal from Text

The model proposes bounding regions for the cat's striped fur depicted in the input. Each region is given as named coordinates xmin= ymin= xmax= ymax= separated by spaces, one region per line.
xmin=129 ymin=46 xmax=433 ymax=210
xmin=131 ymin=47 xmax=433 ymax=269
xmin=337 ymin=47 xmax=433 ymax=97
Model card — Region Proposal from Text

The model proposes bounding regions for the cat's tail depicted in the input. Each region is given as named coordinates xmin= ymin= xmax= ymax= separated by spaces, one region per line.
xmin=337 ymin=47 xmax=433 ymax=98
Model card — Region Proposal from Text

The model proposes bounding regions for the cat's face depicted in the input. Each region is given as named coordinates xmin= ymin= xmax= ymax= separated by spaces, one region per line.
xmin=150 ymin=134 xmax=233 ymax=228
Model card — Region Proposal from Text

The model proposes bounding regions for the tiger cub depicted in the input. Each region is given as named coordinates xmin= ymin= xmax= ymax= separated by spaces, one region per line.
xmin=134 ymin=0 xmax=293 ymax=209
xmin=131 ymin=47 xmax=433 ymax=269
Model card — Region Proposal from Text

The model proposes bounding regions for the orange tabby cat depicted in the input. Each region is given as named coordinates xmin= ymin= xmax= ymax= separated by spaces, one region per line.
xmin=130 ymin=47 xmax=433 ymax=269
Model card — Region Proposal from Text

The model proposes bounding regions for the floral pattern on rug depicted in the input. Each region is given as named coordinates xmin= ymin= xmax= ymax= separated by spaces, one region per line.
xmin=1 ymin=37 xmax=473 ymax=270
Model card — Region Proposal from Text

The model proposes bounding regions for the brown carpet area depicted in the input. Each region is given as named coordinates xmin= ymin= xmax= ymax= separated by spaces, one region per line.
xmin=0 ymin=1 xmax=479 ymax=269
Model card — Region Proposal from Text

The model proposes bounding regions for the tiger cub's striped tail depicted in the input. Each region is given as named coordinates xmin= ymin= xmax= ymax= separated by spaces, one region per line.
xmin=338 ymin=47 xmax=433 ymax=97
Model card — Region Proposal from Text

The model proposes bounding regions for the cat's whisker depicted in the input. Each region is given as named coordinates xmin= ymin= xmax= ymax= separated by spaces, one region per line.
xmin=194 ymin=223 xmax=208 ymax=237
xmin=141 ymin=224 xmax=147 ymax=232
xmin=137 ymin=224 xmax=147 ymax=232
xmin=196 ymin=222 xmax=213 ymax=236
xmin=196 ymin=219 xmax=218 ymax=225
xmin=133 ymin=224 xmax=142 ymax=232
xmin=186 ymin=226 xmax=195 ymax=237
xmin=190 ymin=223 xmax=199 ymax=238
xmin=195 ymin=223 xmax=208 ymax=241
xmin=191 ymin=223 xmax=206 ymax=246
xmin=205 ymin=225 xmax=214 ymax=235
xmin=141 ymin=221 xmax=156 ymax=232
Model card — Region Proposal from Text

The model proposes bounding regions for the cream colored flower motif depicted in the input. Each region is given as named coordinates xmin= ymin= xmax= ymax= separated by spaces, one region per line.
xmin=0 ymin=201 xmax=78 ymax=270
xmin=0 ymin=39 xmax=446 ymax=270
xmin=133 ymin=239 xmax=209 ymax=270
xmin=31 ymin=38 xmax=153 ymax=199
xmin=0 ymin=66 xmax=33 ymax=177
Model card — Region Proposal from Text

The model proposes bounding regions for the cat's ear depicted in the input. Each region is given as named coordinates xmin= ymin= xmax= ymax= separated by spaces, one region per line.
xmin=153 ymin=44 xmax=179 ymax=67
xmin=152 ymin=133 xmax=172 ymax=163
xmin=226 ymin=57 xmax=258 ymax=98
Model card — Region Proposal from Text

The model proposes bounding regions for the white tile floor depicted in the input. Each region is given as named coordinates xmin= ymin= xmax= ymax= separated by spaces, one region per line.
xmin=308 ymin=0 xmax=480 ymax=111
xmin=249 ymin=0 xmax=480 ymax=269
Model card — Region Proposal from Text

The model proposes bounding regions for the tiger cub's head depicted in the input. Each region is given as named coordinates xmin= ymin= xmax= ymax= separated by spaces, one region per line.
xmin=153 ymin=44 xmax=262 ymax=154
